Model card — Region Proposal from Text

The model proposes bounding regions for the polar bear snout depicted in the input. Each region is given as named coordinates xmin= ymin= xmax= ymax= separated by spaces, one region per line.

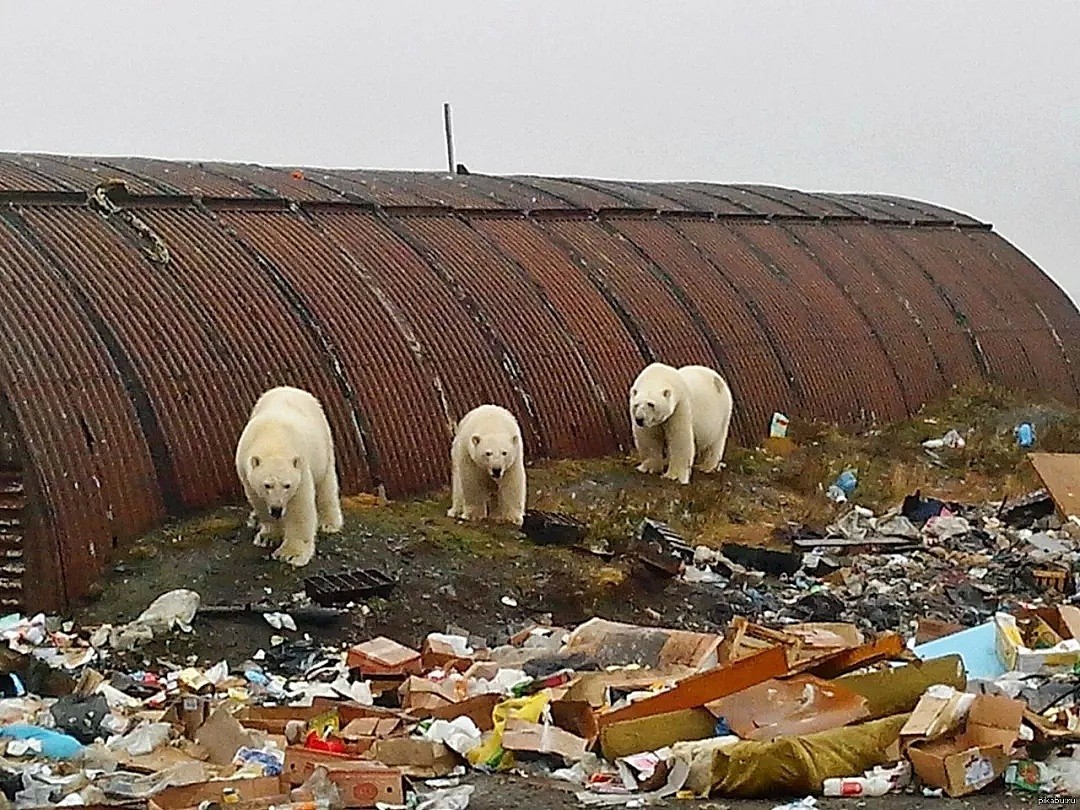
xmin=634 ymin=415 xmax=646 ymax=427
xmin=269 ymin=505 xmax=284 ymax=519
xmin=490 ymin=466 xmax=503 ymax=479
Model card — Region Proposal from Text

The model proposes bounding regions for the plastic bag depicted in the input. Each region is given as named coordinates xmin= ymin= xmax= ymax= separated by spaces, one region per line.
xmin=135 ymin=589 xmax=200 ymax=634
xmin=425 ymin=717 xmax=482 ymax=756
xmin=106 ymin=722 xmax=171 ymax=756
xmin=415 ymin=784 xmax=475 ymax=810
xmin=466 ymin=691 xmax=549 ymax=771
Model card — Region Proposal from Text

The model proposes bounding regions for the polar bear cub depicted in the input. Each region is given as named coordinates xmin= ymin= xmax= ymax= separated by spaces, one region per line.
xmin=630 ymin=363 xmax=734 ymax=485
xmin=447 ymin=404 xmax=527 ymax=525
xmin=235 ymin=386 xmax=344 ymax=567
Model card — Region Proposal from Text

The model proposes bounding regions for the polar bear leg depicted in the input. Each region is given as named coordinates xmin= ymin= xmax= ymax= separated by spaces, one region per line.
xmin=661 ymin=410 xmax=695 ymax=485
xmin=695 ymin=440 xmax=725 ymax=473
xmin=272 ymin=506 xmax=317 ymax=568
xmin=447 ymin=452 xmax=466 ymax=519
xmin=491 ymin=463 xmax=526 ymax=525
xmin=315 ymin=465 xmax=344 ymax=534
xmin=633 ymin=424 xmax=666 ymax=475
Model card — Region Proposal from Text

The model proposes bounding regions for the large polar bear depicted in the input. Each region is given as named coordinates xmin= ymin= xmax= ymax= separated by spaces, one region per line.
xmin=447 ymin=404 xmax=527 ymax=525
xmin=630 ymin=363 xmax=734 ymax=485
xmin=235 ymin=386 xmax=344 ymax=567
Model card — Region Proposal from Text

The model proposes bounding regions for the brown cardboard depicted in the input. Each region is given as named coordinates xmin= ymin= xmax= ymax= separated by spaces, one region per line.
xmin=194 ymin=705 xmax=254 ymax=767
xmin=347 ymin=637 xmax=423 ymax=676
xmin=421 ymin=637 xmax=475 ymax=673
xmin=906 ymin=694 xmax=1025 ymax=797
xmin=1029 ymin=453 xmax=1080 ymax=518
xmin=399 ymin=676 xmax=459 ymax=712
xmin=502 ymin=718 xmax=589 ymax=762
xmin=147 ymin=776 xmax=282 ymax=810
xmin=705 ymin=674 xmax=869 ymax=741
xmin=367 ymin=738 xmax=459 ymax=778
xmin=283 ymin=747 xmax=404 ymax=807
xmin=551 ymin=700 xmax=600 ymax=746
xmin=428 ymin=693 xmax=501 ymax=732
xmin=900 ymin=690 xmax=969 ymax=745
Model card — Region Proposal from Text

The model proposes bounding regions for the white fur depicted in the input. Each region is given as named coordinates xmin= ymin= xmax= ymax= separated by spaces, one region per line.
xmin=447 ymin=404 xmax=527 ymax=525
xmin=629 ymin=363 xmax=734 ymax=485
xmin=235 ymin=386 xmax=343 ymax=567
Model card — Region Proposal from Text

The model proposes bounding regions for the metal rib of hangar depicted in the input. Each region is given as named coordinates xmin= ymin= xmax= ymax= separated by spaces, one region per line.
xmin=0 ymin=152 xmax=1076 ymax=612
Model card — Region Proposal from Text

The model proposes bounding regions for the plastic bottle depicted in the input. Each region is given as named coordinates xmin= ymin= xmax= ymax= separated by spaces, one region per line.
xmin=822 ymin=775 xmax=892 ymax=797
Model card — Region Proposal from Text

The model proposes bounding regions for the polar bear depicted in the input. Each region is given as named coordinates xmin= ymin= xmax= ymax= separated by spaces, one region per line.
xmin=235 ymin=386 xmax=344 ymax=567
xmin=447 ymin=404 xmax=526 ymax=525
xmin=630 ymin=363 xmax=734 ymax=485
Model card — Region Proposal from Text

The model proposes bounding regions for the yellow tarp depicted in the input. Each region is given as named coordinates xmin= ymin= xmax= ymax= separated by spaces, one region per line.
xmin=467 ymin=691 xmax=550 ymax=771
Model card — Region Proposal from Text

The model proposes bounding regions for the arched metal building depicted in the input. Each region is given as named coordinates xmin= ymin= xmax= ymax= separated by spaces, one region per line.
xmin=0 ymin=152 xmax=1076 ymax=611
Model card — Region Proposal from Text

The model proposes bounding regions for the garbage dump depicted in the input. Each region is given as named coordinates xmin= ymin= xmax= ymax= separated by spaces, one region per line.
xmin=5 ymin=454 xmax=1080 ymax=807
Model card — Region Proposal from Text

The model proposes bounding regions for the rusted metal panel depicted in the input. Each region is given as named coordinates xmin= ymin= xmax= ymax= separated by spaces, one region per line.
xmin=788 ymin=223 xmax=946 ymax=413
xmin=215 ymin=208 xmax=451 ymax=494
xmin=307 ymin=209 xmax=524 ymax=448
xmin=682 ymin=183 xmax=788 ymax=217
xmin=631 ymin=184 xmax=751 ymax=215
xmin=868 ymin=195 xmax=984 ymax=227
xmin=27 ymin=154 xmax=165 ymax=196
xmin=135 ymin=207 xmax=369 ymax=494
xmin=562 ymin=179 xmax=689 ymax=211
xmin=512 ymin=177 xmax=633 ymax=210
xmin=213 ymin=163 xmax=344 ymax=203
xmin=965 ymin=231 xmax=1080 ymax=396
xmin=17 ymin=206 xmax=249 ymax=507
xmin=103 ymin=157 xmax=262 ymax=198
xmin=537 ymin=218 xmax=719 ymax=373
xmin=741 ymin=223 xmax=909 ymax=424
xmin=437 ymin=175 xmax=572 ymax=210
xmin=844 ymin=228 xmax=986 ymax=388
xmin=469 ymin=215 xmax=641 ymax=449
xmin=0 ymin=156 xmax=77 ymax=192
xmin=672 ymin=220 xmax=841 ymax=424
xmin=396 ymin=214 xmax=613 ymax=459
xmin=888 ymin=228 xmax=1038 ymax=392
xmin=608 ymin=217 xmax=793 ymax=441
xmin=317 ymin=171 xmax=440 ymax=206
xmin=733 ymin=186 xmax=854 ymax=219
xmin=0 ymin=212 xmax=164 ymax=609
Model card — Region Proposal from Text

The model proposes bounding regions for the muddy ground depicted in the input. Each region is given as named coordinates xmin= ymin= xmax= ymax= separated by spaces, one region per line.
xmin=73 ymin=387 xmax=1080 ymax=808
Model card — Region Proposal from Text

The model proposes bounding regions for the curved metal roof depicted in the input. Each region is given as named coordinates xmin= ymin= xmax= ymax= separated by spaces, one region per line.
xmin=0 ymin=152 xmax=1074 ymax=610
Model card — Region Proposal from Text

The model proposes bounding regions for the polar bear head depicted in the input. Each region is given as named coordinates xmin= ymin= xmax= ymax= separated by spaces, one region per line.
xmin=629 ymin=383 xmax=676 ymax=429
xmin=469 ymin=431 xmax=520 ymax=481
xmin=247 ymin=454 xmax=302 ymax=519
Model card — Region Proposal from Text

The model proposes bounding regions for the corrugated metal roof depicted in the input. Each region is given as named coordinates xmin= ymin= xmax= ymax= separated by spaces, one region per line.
xmin=0 ymin=152 xmax=1073 ymax=611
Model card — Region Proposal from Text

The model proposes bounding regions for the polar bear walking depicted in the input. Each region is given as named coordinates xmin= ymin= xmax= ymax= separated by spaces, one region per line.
xmin=630 ymin=363 xmax=734 ymax=485
xmin=447 ymin=405 xmax=527 ymax=526
xmin=235 ymin=386 xmax=344 ymax=567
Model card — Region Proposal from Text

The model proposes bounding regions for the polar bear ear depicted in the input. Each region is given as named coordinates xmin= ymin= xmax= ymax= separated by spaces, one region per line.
xmin=292 ymin=456 xmax=301 ymax=469
xmin=250 ymin=456 xmax=261 ymax=469
xmin=662 ymin=388 xmax=672 ymax=399
xmin=471 ymin=434 xmax=482 ymax=447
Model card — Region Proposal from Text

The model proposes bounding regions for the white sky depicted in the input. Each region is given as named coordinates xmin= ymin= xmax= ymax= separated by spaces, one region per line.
xmin=3 ymin=1 xmax=1078 ymax=300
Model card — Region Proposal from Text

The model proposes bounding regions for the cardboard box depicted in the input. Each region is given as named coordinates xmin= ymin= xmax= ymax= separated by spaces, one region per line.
xmin=147 ymin=777 xmax=283 ymax=810
xmin=429 ymin=692 xmax=501 ymax=732
xmin=906 ymin=694 xmax=1025 ymax=797
xmin=368 ymin=738 xmax=459 ymax=778
xmin=994 ymin=607 xmax=1080 ymax=674
xmin=399 ymin=676 xmax=459 ymax=712
xmin=421 ymin=636 xmax=475 ymax=672
xmin=347 ymin=637 xmax=423 ymax=676
xmin=501 ymin=718 xmax=588 ymax=762
xmin=900 ymin=688 xmax=971 ymax=746
xmin=282 ymin=747 xmax=403 ymax=807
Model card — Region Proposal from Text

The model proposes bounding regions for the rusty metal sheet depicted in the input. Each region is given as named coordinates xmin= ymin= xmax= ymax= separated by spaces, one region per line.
xmin=629 ymin=184 xmax=751 ymax=215
xmin=307 ymin=209 xmax=524 ymax=447
xmin=734 ymin=185 xmax=855 ymax=219
xmin=537 ymin=218 xmax=719 ymax=372
xmin=888 ymin=228 xmax=1038 ymax=393
xmin=368 ymin=172 xmax=506 ymax=209
xmin=27 ymin=154 xmax=165 ymax=196
xmin=966 ymin=230 xmax=1080 ymax=397
xmin=215 ymin=208 xmax=450 ymax=494
xmin=136 ymin=207 xmax=369 ymax=492
xmin=562 ymin=178 xmax=689 ymax=211
xmin=868 ymin=195 xmax=984 ymax=227
xmin=214 ymin=163 xmax=344 ymax=203
xmin=18 ymin=206 xmax=249 ymax=508
xmin=391 ymin=214 xmax=613 ymax=459
xmin=469 ymin=215 xmax=638 ymax=450
xmin=845 ymin=227 xmax=986 ymax=388
xmin=683 ymin=183 xmax=790 ymax=216
xmin=317 ymin=171 xmax=442 ymax=206
xmin=743 ymin=223 xmax=909 ymax=423
xmin=674 ymin=219 xmax=847 ymax=424
xmin=609 ymin=217 xmax=793 ymax=441
xmin=512 ymin=177 xmax=633 ymax=209
xmin=789 ymin=223 xmax=946 ymax=412
xmin=102 ymin=157 xmax=263 ymax=198
xmin=0 ymin=156 xmax=75 ymax=192
xmin=435 ymin=174 xmax=572 ymax=210
xmin=0 ymin=212 xmax=164 ymax=609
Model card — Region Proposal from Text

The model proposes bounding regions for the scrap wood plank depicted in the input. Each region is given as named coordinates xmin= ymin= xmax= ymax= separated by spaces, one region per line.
xmin=804 ymin=632 xmax=907 ymax=679
xmin=1029 ymin=453 xmax=1080 ymax=518
xmin=596 ymin=645 xmax=788 ymax=729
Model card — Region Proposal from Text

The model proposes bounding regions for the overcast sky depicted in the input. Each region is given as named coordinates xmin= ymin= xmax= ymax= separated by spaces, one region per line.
xmin=3 ymin=1 xmax=1078 ymax=301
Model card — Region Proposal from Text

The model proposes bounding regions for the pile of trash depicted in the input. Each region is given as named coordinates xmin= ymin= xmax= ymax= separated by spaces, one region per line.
xmin=6 ymin=456 xmax=1080 ymax=806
